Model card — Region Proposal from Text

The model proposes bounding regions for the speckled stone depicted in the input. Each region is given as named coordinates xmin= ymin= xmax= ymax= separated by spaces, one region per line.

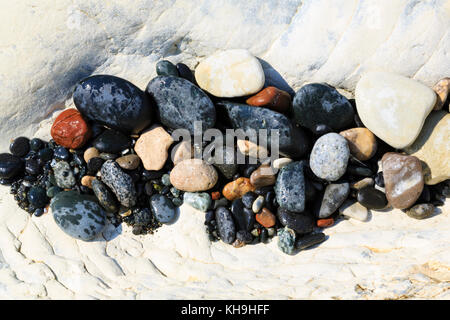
xmin=27 ymin=186 xmax=48 ymax=208
xmin=150 ymin=194 xmax=176 ymax=224
xmin=314 ymin=182 xmax=350 ymax=218
xmin=156 ymin=60 xmax=178 ymax=77
xmin=50 ymin=191 xmax=106 ymax=241
xmin=146 ymin=76 xmax=216 ymax=134
xmin=293 ymin=83 xmax=354 ymax=132
xmin=100 ymin=160 xmax=137 ymax=207
xmin=215 ymin=206 xmax=236 ymax=244
xmin=274 ymin=161 xmax=305 ymax=213
xmin=51 ymin=161 xmax=76 ymax=189
xmin=91 ymin=179 xmax=119 ymax=213
xmin=309 ymin=133 xmax=350 ymax=181
xmin=73 ymin=75 xmax=153 ymax=134
xmin=340 ymin=127 xmax=377 ymax=161
xmin=405 ymin=203 xmax=435 ymax=220
xmin=183 ymin=192 xmax=212 ymax=212
xmin=277 ymin=227 xmax=296 ymax=255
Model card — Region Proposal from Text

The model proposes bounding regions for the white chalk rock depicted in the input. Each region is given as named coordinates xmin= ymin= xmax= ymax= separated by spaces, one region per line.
xmin=195 ymin=49 xmax=265 ymax=97
xmin=355 ymin=71 xmax=436 ymax=149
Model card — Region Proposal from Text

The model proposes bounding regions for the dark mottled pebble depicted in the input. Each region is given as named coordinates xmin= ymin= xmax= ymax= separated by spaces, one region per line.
xmin=87 ymin=157 xmax=105 ymax=175
xmin=156 ymin=60 xmax=179 ymax=77
xmin=241 ymin=191 xmax=258 ymax=209
xmin=0 ymin=153 xmax=23 ymax=179
xmin=38 ymin=148 xmax=53 ymax=162
xmin=314 ymin=182 xmax=350 ymax=218
xmin=405 ymin=203 xmax=435 ymax=220
xmin=100 ymin=160 xmax=137 ymax=208
xmin=150 ymin=194 xmax=176 ymax=224
xmin=91 ymin=179 xmax=119 ymax=213
xmin=236 ymin=230 xmax=253 ymax=244
xmin=276 ymin=207 xmax=314 ymax=235
xmin=92 ymin=129 xmax=131 ymax=154
xmin=25 ymin=159 xmax=40 ymax=176
xmin=215 ymin=206 xmax=236 ymax=244
xmin=27 ymin=186 xmax=48 ymax=208
xmin=295 ymin=232 xmax=326 ymax=250
xmin=53 ymin=146 xmax=70 ymax=161
xmin=274 ymin=161 xmax=305 ymax=213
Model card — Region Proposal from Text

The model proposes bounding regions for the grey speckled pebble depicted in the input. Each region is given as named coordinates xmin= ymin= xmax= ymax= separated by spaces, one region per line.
xmin=91 ymin=179 xmax=119 ymax=213
xmin=274 ymin=161 xmax=305 ymax=213
xmin=215 ymin=206 xmax=236 ymax=244
xmin=52 ymin=161 xmax=76 ymax=189
xmin=314 ymin=182 xmax=350 ymax=218
xmin=277 ymin=227 xmax=296 ymax=255
xmin=405 ymin=203 xmax=434 ymax=220
xmin=50 ymin=191 xmax=106 ymax=241
xmin=150 ymin=194 xmax=176 ymax=224
xmin=100 ymin=160 xmax=137 ymax=207
xmin=183 ymin=192 xmax=211 ymax=212
xmin=310 ymin=133 xmax=350 ymax=181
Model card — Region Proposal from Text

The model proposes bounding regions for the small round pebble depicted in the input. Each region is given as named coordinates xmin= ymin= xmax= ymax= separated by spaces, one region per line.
xmin=405 ymin=203 xmax=435 ymax=220
xmin=27 ymin=186 xmax=48 ymax=208
xmin=53 ymin=146 xmax=70 ymax=161
xmin=252 ymin=195 xmax=265 ymax=213
xmin=9 ymin=137 xmax=30 ymax=157
xmin=150 ymin=194 xmax=177 ymax=224
xmin=277 ymin=227 xmax=296 ymax=255
xmin=30 ymin=138 xmax=44 ymax=151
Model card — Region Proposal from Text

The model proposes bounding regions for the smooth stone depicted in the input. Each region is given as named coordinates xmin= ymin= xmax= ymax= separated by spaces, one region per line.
xmin=146 ymin=76 xmax=215 ymax=134
xmin=340 ymin=128 xmax=377 ymax=161
xmin=432 ymin=78 xmax=450 ymax=110
xmin=347 ymin=166 xmax=373 ymax=177
xmin=92 ymin=129 xmax=131 ymax=154
xmin=29 ymin=138 xmax=43 ymax=151
xmin=204 ymin=144 xmax=238 ymax=179
xmin=73 ymin=75 xmax=152 ymax=134
xmin=339 ymin=200 xmax=369 ymax=221
xmin=134 ymin=125 xmax=173 ymax=171
xmin=53 ymin=146 xmax=70 ymax=161
xmin=25 ymin=159 xmax=40 ymax=176
xmin=246 ymin=86 xmax=292 ymax=113
xmin=230 ymin=199 xmax=249 ymax=231
xmin=161 ymin=174 xmax=171 ymax=186
xmin=91 ymin=179 xmax=119 ymax=213
xmin=252 ymin=195 xmax=265 ymax=213
xmin=156 ymin=60 xmax=178 ymax=77
xmin=38 ymin=148 xmax=53 ymax=162
xmin=382 ymin=152 xmax=424 ymax=209
xmin=274 ymin=161 xmax=305 ymax=213
xmin=295 ymin=233 xmax=327 ymax=251
xmin=350 ymin=178 xmax=374 ymax=190
xmin=356 ymin=187 xmax=388 ymax=210
xmin=241 ymin=191 xmax=258 ymax=209
xmin=170 ymin=159 xmax=218 ymax=192
xmin=250 ymin=163 xmax=276 ymax=189
xmin=132 ymin=208 xmax=153 ymax=226
xmin=311 ymin=124 xmax=333 ymax=136
xmin=9 ymin=137 xmax=30 ymax=157
xmin=276 ymin=207 xmax=314 ymax=235
xmin=115 ymin=154 xmax=141 ymax=171
xmin=27 ymin=186 xmax=48 ymax=208
xmin=100 ymin=160 xmax=137 ymax=207
xmin=215 ymin=206 xmax=236 ymax=244
xmin=87 ymin=157 xmax=105 ymax=175
xmin=293 ymin=83 xmax=354 ymax=131
xmin=195 ymin=49 xmax=265 ymax=98
xmin=314 ymin=182 xmax=350 ymax=218
xmin=304 ymin=179 xmax=317 ymax=202
xmin=216 ymin=101 xmax=309 ymax=158
xmin=404 ymin=111 xmax=449 ymax=185
xmin=150 ymin=194 xmax=176 ymax=224
xmin=317 ymin=218 xmax=334 ymax=228
xmin=99 ymin=153 xmax=118 ymax=161
xmin=213 ymin=197 xmax=229 ymax=210
xmin=81 ymin=175 xmax=96 ymax=189
xmin=51 ymin=161 xmax=76 ymax=189
xmin=46 ymin=186 xmax=62 ymax=198
xmin=50 ymin=108 xmax=91 ymax=149
xmin=374 ymin=172 xmax=385 ymax=188
xmin=236 ymin=139 xmax=269 ymax=160
xmin=222 ymin=177 xmax=256 ymax=201
xmin=0 ymin=153 xmax=23 ymax=179
xmin=405 ymin=203 xmax=435 ymax=220
xmin=355 ymin=71 xmax=436 ymax=149
xmin=236 ymin=230 xmax=253 ymax=245
xmin=272 ymin=158 xmax=292 ymax=170
xmin=255 ymin=207 xmax=276 ymax=228
xmin=277 ymin=227 xmax=296 ymax=255
xmin=176 ymin=63 xmax=195 ymax=83
xmin=309 ymin=133 xmax=350 ymax=181
xmin=183 ymin=192 xmax=211 ymax=212
xmin=172 ymin=141 xmax=194 ymax=165
xmin=50 ymin=191 xmax=106 ymax=241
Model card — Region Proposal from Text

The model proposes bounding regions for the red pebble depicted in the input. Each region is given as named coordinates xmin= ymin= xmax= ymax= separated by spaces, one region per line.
xmin=51 ymin=109 xmax=91 ymax=149
xmin=317 ymin=218 xmax=334 ymax=228
xmin=211 ymin=191 xmax=221 ymax=200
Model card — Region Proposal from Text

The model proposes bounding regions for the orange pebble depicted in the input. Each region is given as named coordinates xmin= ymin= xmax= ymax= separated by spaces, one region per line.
xmin=211 ymin=191 xmax=221 ymax=200
xmin=317 ymin=218 xmax=334 ymax=228
xmin=256 ymin=208 xmax=276 ymax=228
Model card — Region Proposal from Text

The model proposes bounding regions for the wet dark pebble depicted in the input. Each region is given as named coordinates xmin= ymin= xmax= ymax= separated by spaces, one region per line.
xmin=176 ymin=63 xmax=195 ymax=83
xmin=276 ymin=207 xmax=314 ymax=235
xmin=295 ymin=232 xmax=327 ymax=250
xmin=236 ymin=230 xmax=253 ymax=244
xmin=9 ymin=137 xmax=30 ymax=157
xmin=357 ymin=187 xmax=388 ymax=209
xmin=87 ymin=157 xmax=105 ymax=175
xmin=150 ymin=194 xmax=176 ymax=224
xmin=0 ymin=154 xmax=23 ymax=179
xmin=38 ymin=148 xmax=53 ymax=162
xmin=241 ymin=191 xmax=258 ymax=209
xmin=374 ymin=171 xmax=385 ymax=187
xmin=25 ymin=159 xmax=40 ymax=176
xmin=215 ymin=206 xmax=236 ymax=244
xmin=92 ymin=129 xmax=131 ymax=154
xmin=156 ymin=60 xmax=179 ymax=77
xmin=53 ymin=146 xmax=70 ymax=161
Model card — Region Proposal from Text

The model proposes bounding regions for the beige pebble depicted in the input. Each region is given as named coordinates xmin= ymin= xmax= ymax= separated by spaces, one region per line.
xmin=350 ymin=177 xmax=374 ymax=190
xmin=84 ymin=147 xmax=100 ymax=163
xmin=170 ymin=159 xmax=218 ymax=192
xmin=81 ymin=175 xmax=96 ymax=189
xmin=339 ymin=127 xmax=377 ymax=161
xmin=116 ymin=154 xmax=141 ymax=170
xmin=237 ymin=139 xmax=269 ymax=159
xmin=250 ymin=164 xmax=276 ymax=188
xmin=134 ymin=125 xmax=174 ymax=171
xmin=432 ymin=77 xmax=450 ymax=110
xmin=272 ymin=158 xmax=292 ymax=169
xmin=172 ymin=141 xmax=194 ymax=165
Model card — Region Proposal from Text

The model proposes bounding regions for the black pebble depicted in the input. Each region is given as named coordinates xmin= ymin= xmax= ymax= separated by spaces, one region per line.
xmin=236 ymin=230 xmax=253 ymax=244
xmin=357 ymin=187 xmax=388 ymax=209
xmin=87 ymin=157 xmax=105 ymax=175
xmin=312 ymin=124 xmax=332 ymax=136
xmin=205 ymin=210 xmax=215 ymax=224
xmin=176 ymin=63 xmax=195 ymax=83
xmin=0 ymin=153 xmax=24 ymax=179
xmin=29 ymin=138 xmax=44 ymax=151
xmin=38 ymin=148 xmax=53 ymax=162
xmin=53 ymin=146 xmax=70 ymax=161
xmin=260 ymin=228 xmax=269 ymax=243
xmin=9 ymin=137 xmax=30 ymax=157
xmin=241 ymin=191 xmax=258 ymax=209
xmin=242 ymin=164 xmax=259 ymax=178
xmin=25 ymin=159 xmax=41 ymax=176
xmin=33 ymin=208 xmax=44 ymax=217
xmin=295 ymin=233 xmax=327 ymax=250
xmin=374 ymin=172 xmax=385 ymax=187
xmin=27 ymin=186 xmax=48 ymax=208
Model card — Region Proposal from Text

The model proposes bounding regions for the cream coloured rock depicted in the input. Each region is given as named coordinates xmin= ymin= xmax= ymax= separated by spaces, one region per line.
xmin=171 ymin=141 xmax=194 ymax=165
xmin=237 ymin=139 xmax=269 ymax=159
xmin=355 ymin=71 xmax=436 ymax=149
xmin=432 ymin=78 xmax=450 ymax=110
xmin=170 ymin=159 xmax=218 ymax=192
xmin=404 ymin=111 xmax=450 ymax=185
xmin=195 ymin=49 xmax=265 ymax=97
xmin=134 ymin=125 xmax=173 ymax=171
xmin=339 ymin=200 xmax=369 ymax=221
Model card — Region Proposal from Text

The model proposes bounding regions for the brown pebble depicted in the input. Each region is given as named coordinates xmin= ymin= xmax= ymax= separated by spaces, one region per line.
xmin=255 ymin=208 xmax=276 ymax=228
xmin=84 ymin=147 xmax=100 ymax=163
xmin=116 ymin=154 xmax=141 ymax=170
xmin=250 ymin=163 xmax=276 ymax=188
xmin=432 ymin=77 xmax=450 ymax=110
xmin=170 ymin=159 xmax=218 ymax=192
xmin=246 ymin=86 xmax=292 ymax=113
xmin=211 ymin=191 xmax=221 ymax=200
xmin=81 ymin=175 xmax=96 ymax=189
xmin=222 ymin=177 xmax=256 ymax=201
xmin=340 ymin=127 xmax=377 ymax=161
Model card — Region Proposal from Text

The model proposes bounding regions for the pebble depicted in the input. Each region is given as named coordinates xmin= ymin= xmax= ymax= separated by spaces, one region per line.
xmin=195 ymin=49 xmax=265 ymax=98
xmin=53 ymin=146 xmax=70 ymax=161
xmin=9 ymin=137 xmax=30 ymax=157
xmin=176 ymin=63 xmax=195 ymax=83
xmin=350 ymin=178 xmax=374 ymax=190
xmin=276 ymin=207 xmax=314 ymax=235
xmin=91 ymin=179 xmax=119 ymax=213
xmin=170 ymin=159 xmax=218 ymax=192
xmin=314 ymin=182 xmax=350 ymax=218
xmin=46 ymin=186 xmax=62 ymax=198
xmin=293 ymin=83 xmax=354 ymax=132
xmin=115 ymin=154 xmax=141 ymax=171
xmin=405 ymin=203 xmax=435 ymax=220
xmin=356 ymin=187 xmax=388 ymax=210
xmin=24 ymin=159 xmax=40 ymax=176
xmin=339 ymin=128 xmax=377 ymax=161
xmin=241 ymin=191 xmax=258 ymax=209
xmin=250 ymin=163 xmax=276 ymax=189
xmin=38 ymin=148 xmax=54 ymax=162
xmin=317 ymin=218 xmax=334 ymax=228
xmin=295 ymin=233 xmax=326 ymax=251
xmin=236 ymin=140 xmax=269 ymax=160
xmin=222 ymin=177 xmax=256 ymax=201
xmin=217 ymin=101 xmax=309 ymax=158
xmin=236 ymin=230 xmax=253 ymax=244
xmin=205 ymin=144 xmax=238 ymax=179
xmin=339 ymin=200 xmax=369 ymax=221
xmin=382 ymin=152 xmax=424 ymax=209
xmin=50 ymin=191 xmax=106 ymax=241
xmin=274 ymin=161 xmax=305 ymax=213
xmin=100 ymin=160 xmax=137 ymax=208
xmin=150 ymin=194 xmax=177 ymax=224
xmin=404 ymin=111 xmax=449 ymax=185
xmin=215 ymin=206 xmax=236 ymax=244
xmin=230 ymin=199 xmax=255 ymax=231
xmin=355 ymin=71 xmax=436 ymax=148
xmin=156 ymin=60 xmax=178 ymax=77
xmin=183 ymin=192 xmax=211 ymax=212
xmin=161 ymin=174 xmax=171 ymax=186
xmin=256 ymin=208 xmax=276 ymax=228
xmin=432 ymin=78 xmax=450 ymax=110
xmin=312 ymin=124 xmax=333 ymax=136
xmin=347 ymin=165 xmax=373 ymax=177
xmin=99 ymin=153 xmax=118 ymax=161
xmin=51 ymin=161 xmax=76 ymax=189
xmin=27 ymin=186 xmax=48 ymax=208
xmin=73 ymin=74 xmax=152 ymax=134
xmin=50 ymin=108 xmax=91 ymax=149
xmin=87 ymin=157 xmax=105 ymax=175
xmin=92 ymin=129 xmax=131 ymax=154
xmin=272 ymin=158 xmax=292 ymax=170
xmin=309 ymin=133 xmax=350 ymax=181
xmin=246 ymin=86 xmax=292 ymax=113
xmin=81 ymin=175 xmax=96 ymax=189
xmin=146 ymin=76 xmax=216 ymax=134
xmin=134 ymin=125 xmax=174 ymax=171
xmin=172 ymin=141 xmax=194 ymax=165
xmin=252 ymin=195 xmax=265 ymax=213
xmin=0 ymin=154 xmax=23 ymax=179
xmin=277 ymin=227 xmax=296 ymax=255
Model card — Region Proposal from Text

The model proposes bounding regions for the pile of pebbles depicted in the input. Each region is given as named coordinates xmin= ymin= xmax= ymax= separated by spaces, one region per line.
xmin=0 ymin=49 xmax=448 ymax=255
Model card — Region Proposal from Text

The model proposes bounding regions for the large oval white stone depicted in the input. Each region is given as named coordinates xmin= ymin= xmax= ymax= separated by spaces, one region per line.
xmin=195 ymin=49 xmax=265 ymax=97
xmin=355 ymin=71 xmax=436 ymax=149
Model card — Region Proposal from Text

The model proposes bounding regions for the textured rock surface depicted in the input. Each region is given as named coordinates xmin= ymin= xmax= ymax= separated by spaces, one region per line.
xmin=0 ymin=0 xmax=449 ymax=300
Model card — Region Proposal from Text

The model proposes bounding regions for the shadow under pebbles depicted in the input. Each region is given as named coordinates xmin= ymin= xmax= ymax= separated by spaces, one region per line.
xmin=257 ymin=58 xmax=296 ymax=97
